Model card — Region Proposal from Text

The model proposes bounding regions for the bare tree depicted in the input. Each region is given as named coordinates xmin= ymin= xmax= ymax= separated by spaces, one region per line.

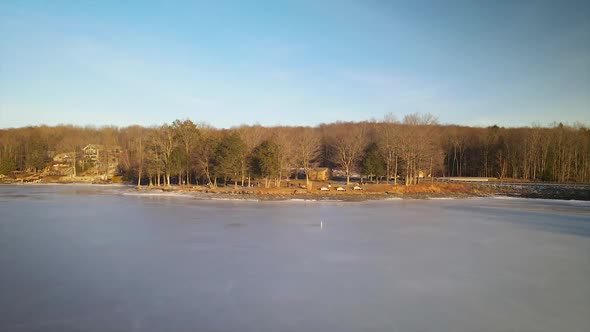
xmin=195 ymin=124 xmax=218 ymax=187
xmin=146 ymin=125 xmax=175 ymax=186
xmin=296 ymin=127 xmax=321 ymax=189
xmin=133 ymin=127 xmax=146 ymax=187
xmin=327 ymin=123 xmax=367 ymax=185
xmin=238 ymin=125 xmax=267 ymax=187
xmin=376 ymin=121 xmax=400 ymax=184
xmin=58 ymin=130 xmax=82 ymax=177
xmin=159 ymin=124 xmax=177 ymax=186
xmin=172 ymin=119 xmax=199 ymax=185
xmin=399 ymin=113 xmax=440 ymax=185
xmin=271 ymin=128 xmax=297 ymax=187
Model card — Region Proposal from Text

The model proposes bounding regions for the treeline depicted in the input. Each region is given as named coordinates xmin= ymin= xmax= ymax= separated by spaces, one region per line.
xmin=1 ymin=114 xmax=589 ymax=185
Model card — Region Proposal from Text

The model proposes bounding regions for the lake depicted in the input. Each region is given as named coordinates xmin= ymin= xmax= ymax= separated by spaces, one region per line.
xmin=1 ymin=185 xmax=589 ymax=332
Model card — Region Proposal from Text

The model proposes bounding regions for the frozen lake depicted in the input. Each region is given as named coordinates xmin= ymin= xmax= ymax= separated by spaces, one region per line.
xmin=1 ymin=185 xmax=589 ymax=332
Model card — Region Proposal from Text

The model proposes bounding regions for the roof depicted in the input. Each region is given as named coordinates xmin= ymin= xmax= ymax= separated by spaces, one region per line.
xmin=83 ymin=144 xmax=99 ymax=151
xmin=82 ymin=144 xmax=122 ymax=152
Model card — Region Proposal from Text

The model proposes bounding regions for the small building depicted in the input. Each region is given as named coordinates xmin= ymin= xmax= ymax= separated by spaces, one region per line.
xmin=417 ymin=170 xmax=431 ymax=178
xmin=308 ymin=168 xmax=331 ymax=181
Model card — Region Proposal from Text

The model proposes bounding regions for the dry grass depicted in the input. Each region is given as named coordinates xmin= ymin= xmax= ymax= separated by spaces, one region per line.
xmin=194 ymin=181 xmax=474 ymax=196
xmin=133 ymin=179 xmax=481 ymax=200
xmin=361 ymin=182 xmax=471 ymax=195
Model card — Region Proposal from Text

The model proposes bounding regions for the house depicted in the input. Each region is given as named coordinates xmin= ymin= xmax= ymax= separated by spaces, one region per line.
xmin=82 ymin=144 xmax=122 ymax=162
xmin=308 ymin=168 xmax=331 ymax=181
xmin=82 ymin=144 xmax=100 ymax=162
xmin=81 ymin=144 xmax=123 ymax=176
xmin=47 ymin=153 xmax=73 ymax=176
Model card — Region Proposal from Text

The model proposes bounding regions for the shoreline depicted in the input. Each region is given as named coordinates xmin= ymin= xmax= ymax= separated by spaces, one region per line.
xmin=118 ymin=182 xmax=493 ymax=202
xmin=3 ymin=180 xmax=589 ymax=201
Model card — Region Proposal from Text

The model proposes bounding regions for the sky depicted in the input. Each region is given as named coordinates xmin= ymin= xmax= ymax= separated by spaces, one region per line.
xmin=1 ymin=0 xmax=589 ymax=129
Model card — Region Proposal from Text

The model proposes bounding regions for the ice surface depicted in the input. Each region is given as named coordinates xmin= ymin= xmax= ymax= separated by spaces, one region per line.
xmin=0 ymin=185 xmax=589 ymax=332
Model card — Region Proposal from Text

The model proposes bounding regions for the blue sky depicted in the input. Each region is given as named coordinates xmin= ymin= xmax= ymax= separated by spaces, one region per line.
xmin=1 ymin=0 xmax=589 ymax=128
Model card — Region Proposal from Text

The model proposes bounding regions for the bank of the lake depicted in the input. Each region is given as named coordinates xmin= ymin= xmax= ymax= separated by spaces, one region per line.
xmin=4 ymin=179 xmax=590 ymax=201
xmin=131 ymin=181 xmax=590 ymax=201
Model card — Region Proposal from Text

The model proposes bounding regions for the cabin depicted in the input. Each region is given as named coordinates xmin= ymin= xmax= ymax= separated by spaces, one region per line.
xmin=308 ymin=168 xmax=331 ymax=181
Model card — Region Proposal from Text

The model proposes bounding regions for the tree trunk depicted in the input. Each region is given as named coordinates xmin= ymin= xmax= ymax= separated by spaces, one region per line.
xmin=386 ymin=156 xmax=390 ymax=184
xmin=451 ymin=145 xmax=461 ymax=176
xmin=394 ymin=156 xmax=398 ymax=185
xmin=430 ymin=157 xmax=433 ymax=183
xmin=405 ymin=153 xmax=410 ymax=186
xmin=241 ymin=159 xmax=245 ymax=186
xmin=71 ymin=153 xmax=76 ymax=177
xmin=346 ymin=167 xmax=350 ymax=185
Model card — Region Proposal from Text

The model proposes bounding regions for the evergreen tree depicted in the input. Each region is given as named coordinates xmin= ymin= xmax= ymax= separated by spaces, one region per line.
xmin=212 ymin=132 xmax=246 ymax=187
xmin=250 ymin=140 xmax=280 ymax=188
xmin=0 ymin=157 xmax=17 ymax=175
xmin=362 ymin=143 xmax=386 ymax=182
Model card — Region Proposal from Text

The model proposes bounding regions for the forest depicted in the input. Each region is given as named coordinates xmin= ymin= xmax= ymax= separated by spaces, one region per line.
xmin=1 ymin=113 xmax=589 ymax=186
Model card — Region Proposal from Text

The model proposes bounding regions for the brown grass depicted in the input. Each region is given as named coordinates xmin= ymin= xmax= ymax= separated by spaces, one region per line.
xmin=362 ymin=182 xmax=470 ymax=195
xmin=195 ymin=182 xmax=473 ymax=196
xmin=142 ymin=180 xmax=479 ymax=200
